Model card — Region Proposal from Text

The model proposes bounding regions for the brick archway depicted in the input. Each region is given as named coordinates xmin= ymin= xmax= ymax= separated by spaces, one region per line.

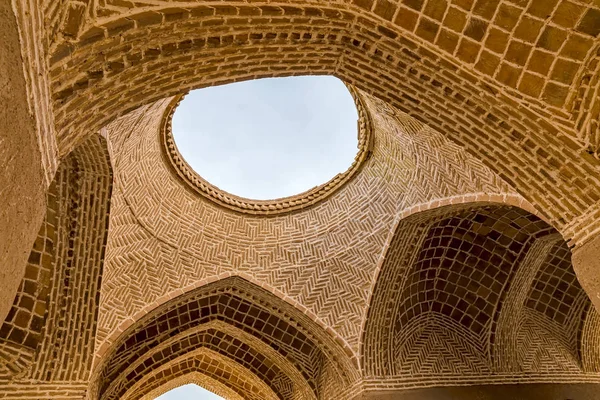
xmin=46 ymin=2 xmax=600 ymax=244
xmin=90 ymin=276 xmax=360 ymax=400
xmin=0 ymin=135 xmax=112 ymax=387
xmin=4 ymin=1 xmax=600 ymax=397
xmin=133 ymin=370 xmax=256 ymax=400
xmin=361 ymin=202 xmax=600 ymax=391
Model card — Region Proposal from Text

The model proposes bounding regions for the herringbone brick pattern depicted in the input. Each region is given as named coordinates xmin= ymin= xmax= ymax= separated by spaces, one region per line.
xmin=515 ymin=310 xmax=581 ymax=373
xmin=492 ymin=234 xmax=561 ymax=371
xmin=394 ymin=313 xmax=492 ymax=375
xmin=4 ymin=78 xmax=599 ymax=398
xmin=0 ymin=136 xmax=112 ymax=395
xmin=5 ymin=0 xmax=600 ymax=396
xmin=363 ymin=201 xmax=600 ymax=391
xmin=162 ymin=86 xmax=373 ymax=215
xmin=97 ymin=90 xmax=516 ymax=355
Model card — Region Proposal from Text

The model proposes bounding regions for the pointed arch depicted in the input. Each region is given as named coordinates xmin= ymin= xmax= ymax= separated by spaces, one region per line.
xmin=90 ymin=276 xmax=359 ymax=400
xmin=123 ymin=347 xmax=278 ymax=400
xmin=360 ymin=193 xmax=545 ymax=361
xmin=360 ymin=201 xmax=600 ymax=390
xmin=141 ymin=375 xmax=243 ymax=400
xmin=494 ymin=236 xmax=593 ymax=372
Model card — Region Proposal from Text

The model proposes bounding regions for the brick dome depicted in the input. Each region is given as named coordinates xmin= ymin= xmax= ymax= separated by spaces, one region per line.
xmin=2 ymin=1 xmax=600 ymax=399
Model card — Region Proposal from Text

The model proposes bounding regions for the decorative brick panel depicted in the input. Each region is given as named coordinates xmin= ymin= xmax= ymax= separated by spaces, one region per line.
xmin=91 ymin=277 xmax=356 ymax=400
xmin=362 ymin=202 xmax=600 ymax=390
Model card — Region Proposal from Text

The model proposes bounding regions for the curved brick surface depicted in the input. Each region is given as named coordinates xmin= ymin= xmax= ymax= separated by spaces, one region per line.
xmin=3 ymin=0 xmax=600 ymax=398
xmin=44 ymin=1 xmax=600 ymax=245
xmin=98 ymin=90 xmax=517 ymax=355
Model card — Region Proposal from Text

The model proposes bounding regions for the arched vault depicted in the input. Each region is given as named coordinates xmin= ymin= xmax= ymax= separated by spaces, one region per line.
xmin=46 ymin=1 xmax=600 ymax=245
xmin=362 ymin=202 xmax=600 ymax=392
xmin=90 ymin=276 xmax=359 ymax=400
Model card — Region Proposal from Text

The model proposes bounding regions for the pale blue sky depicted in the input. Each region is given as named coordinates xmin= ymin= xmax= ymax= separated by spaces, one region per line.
xmin=171 ymin=75 xmax=358 ymax=200
xmin=155 ymin=384 xmax=224 ymax=400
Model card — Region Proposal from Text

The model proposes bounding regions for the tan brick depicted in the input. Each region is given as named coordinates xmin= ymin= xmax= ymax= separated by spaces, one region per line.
xmin=513 ymin=16 xmax=544 ymax=43
xmin=7 ymin=4 xmax=600 ymax=395
xmin=443 ymin=6 xmax=468 ymax=32
xmin=527 ymin=49 xmax=555 ymax=75
xmin=403 ymin=0 xmax=425 ymax=12
xmin=452 ymin=0 xmax=474 ymax=11
xmin=475 ymin=49 xmax=500 ymax=75
xmin=456 ymin=37 xmax=480 ymax=63
xmin=374 ymin=0 xmax=397 ymax=21
xmin=485 ymin=27 xmax=509 ymax=53
xmin=518 ymin=71 xmax=546 ymax=97
xmin=550 ymin=58 xmax=580 ymax=85
xmin=560 ymin=34 xmax=594 ymax=60
xmin=497 ymin=62 xmax=522 ymax=87
xmin=464 ymin=17 xmax=488 ymax=41
xmin=424 ymin=0 xmax=449 ymax=21
xmin=472 ymin=0 xmax=498 ymax=19
xmin=395 ymin=6 xmax=419 ymax=31
xmin=436 ymin=28 xmax=460 ymax=53
xmin=542 ymin=81 xmax=570 ymax=106
xmin=493 ymin=3 xmax=522 ymax=31
xmin=537 ymin=25 xmax=568 ymax=51
xmin=552 ymin=1 xmax=586 ymax=28
xmin=505 ymin=40 xmax=532 ymax=65
xmin=526 ymin=0 xmax=560 ymax=19
xmin=416 ymin=17 xmax=440 ymax=42
xmin=577 ymin=8 xmax=600 ymax=37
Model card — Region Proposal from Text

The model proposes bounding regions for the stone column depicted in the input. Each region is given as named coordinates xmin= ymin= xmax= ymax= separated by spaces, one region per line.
xmin=0 ymin=1 xmax=47 ymax=325
xmin=573 ymin=234 xmax=600 ymax=313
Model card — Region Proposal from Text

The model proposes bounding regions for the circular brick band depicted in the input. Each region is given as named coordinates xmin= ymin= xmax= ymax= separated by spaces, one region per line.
xmin=161 ymin=83 xmax=374 ymax=215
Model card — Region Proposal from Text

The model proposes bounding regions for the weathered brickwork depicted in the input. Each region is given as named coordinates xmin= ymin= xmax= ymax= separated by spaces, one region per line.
xmin=42 ymin=1 xmax=600 ymax=247
xmin=0 ymin=135 xmax=112 ymax=396
xmin=581 ymin=308 xmax=600 ymax=372
xmin=0 ymin=172 xmax=58 ymax=379
xmin=362 ymin=202 xmax=600 ymax=392
xmin=570 ymin=44 xmax=600 ymax=157
xmin=12 ymin=0 xmax=58 ymax=184
xmin=49 ymin=0 xmax=600 ymax=113
xmin=131 ymin=350 xmax=277 ymax=400
xmin=139 ymin=371 xmax=248 ymax=400
xmin=97 ymin=90 xmax=518 ymax=355
xmin=32 ymin=136 xmax=112 ymax=383
xmin=90 ymin=277 xmax=357 ymax=400
xmin=4 ymin=0 xmax=600 ymax=398
xmin=0 ymin=383 xmax=88 ymax=400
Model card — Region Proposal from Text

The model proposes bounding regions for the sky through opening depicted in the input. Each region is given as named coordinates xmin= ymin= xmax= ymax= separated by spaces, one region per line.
xmin=154 ymin=384 xmax=225 ymax=400
xmin=171 ymin=76 xmax=359 ymax=200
